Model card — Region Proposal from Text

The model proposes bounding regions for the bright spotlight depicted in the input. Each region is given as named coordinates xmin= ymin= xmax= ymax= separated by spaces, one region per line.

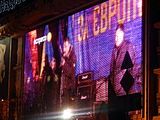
xmin=47 ymin=32 xmax=52 ymax=42
xmin=62 ymin=108 xmax=73 ymax=119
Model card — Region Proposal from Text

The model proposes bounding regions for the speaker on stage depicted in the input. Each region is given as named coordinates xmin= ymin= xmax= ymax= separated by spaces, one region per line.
xmin=76 ymin=72 xmax=94 ymax=118
xmin=77 ymin=85 xmax=92 ymax=100
xmin=76 ymin=84 xmax=93 ymax=117
xmin=77 ymin=72 xmax=93 ymax=85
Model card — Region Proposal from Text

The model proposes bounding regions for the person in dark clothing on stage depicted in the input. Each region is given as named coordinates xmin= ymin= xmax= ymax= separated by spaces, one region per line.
xmin=109 ymin=23 xmax=141 ymax=120
xmin=109 ymin=23 xmax=140 ymax=96
xmin=60 ymin=37 xmax=76 ymax=107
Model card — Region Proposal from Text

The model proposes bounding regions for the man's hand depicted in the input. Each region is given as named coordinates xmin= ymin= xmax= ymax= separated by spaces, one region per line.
xmin=61 ymin=57 xmax=65 ymax=66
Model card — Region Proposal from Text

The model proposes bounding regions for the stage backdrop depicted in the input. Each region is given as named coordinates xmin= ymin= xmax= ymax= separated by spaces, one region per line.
xmin=67 ymin=0 xmax=142 ymax=97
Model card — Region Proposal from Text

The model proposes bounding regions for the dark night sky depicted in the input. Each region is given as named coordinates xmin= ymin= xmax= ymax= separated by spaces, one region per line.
xmin=150 ymin=0 xmax=160 ymax=68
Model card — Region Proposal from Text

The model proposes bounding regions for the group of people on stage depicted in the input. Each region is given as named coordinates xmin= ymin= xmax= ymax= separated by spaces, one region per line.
xmin=40 ymin=23 xmax=141 ymax=117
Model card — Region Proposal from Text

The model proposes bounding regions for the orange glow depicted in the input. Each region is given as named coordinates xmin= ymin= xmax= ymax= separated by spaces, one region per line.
xmin=133 ymin=0 xmax=137 ymax=19
xmin=127 ymin=0 xmax=131 ymax=22
xmin=138 ymin=0 xmax=142 ymax=17
xmin=93 ymin=6 xmax=100 ymax=36
xmin=78 ymin=15 xmax=83 ymax=41
xmin=117 ymin=0 xmax=126 ymax=23
xmin=100 ymin=2 xmax=108 ymax=33
xmin=78 ymin=14 xmax=89 ymax=41
xmin=109 ymin=0 xmax=116 ymax=29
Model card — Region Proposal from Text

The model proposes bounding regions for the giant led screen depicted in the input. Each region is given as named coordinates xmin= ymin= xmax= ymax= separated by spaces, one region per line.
xmin=24 ymin=0 xmax=142 ymax=117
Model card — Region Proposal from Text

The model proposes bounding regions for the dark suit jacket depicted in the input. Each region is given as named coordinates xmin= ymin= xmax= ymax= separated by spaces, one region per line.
xmin=61 ymin=46 xmax=76 ymax=90
xmin=110 ymin=40 xmax=139 ymax=96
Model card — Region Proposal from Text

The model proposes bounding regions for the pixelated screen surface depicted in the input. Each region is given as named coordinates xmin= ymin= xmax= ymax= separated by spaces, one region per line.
xmin=67 ymin=0 xmax=142 ymax=96
xmin=23 ymin=0 xmax=142 ymax=114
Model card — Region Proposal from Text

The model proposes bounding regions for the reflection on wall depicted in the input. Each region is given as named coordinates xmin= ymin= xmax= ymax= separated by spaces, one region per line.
xmin=0 ymin=44 xmax=6 ymax=83
xmin=0 ymin=37 xmax=11 ymax=100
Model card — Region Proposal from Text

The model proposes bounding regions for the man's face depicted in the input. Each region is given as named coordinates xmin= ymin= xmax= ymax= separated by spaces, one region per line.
xmin=63 ymin=41 xmax=70 ymax=54
xmin=115 ymin=28 xmax=124 ymax=47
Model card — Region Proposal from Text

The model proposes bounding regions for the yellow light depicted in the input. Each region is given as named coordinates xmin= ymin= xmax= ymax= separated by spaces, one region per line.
xmin=47 ymin=32 xmax=52 ymax=42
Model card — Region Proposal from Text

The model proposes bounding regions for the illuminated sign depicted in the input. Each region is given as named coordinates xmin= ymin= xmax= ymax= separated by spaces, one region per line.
xmin=33 ymin=36 xmax=46 ymax=45
xmin=33 ymin=32 xmax=52 ymax=45
xmin=72 ymin=0 xmax=142 ymax=42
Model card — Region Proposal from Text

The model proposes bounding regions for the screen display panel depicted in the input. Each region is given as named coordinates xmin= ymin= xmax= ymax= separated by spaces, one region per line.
xmin=23 ymin=0 xmax=143 ymax=116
